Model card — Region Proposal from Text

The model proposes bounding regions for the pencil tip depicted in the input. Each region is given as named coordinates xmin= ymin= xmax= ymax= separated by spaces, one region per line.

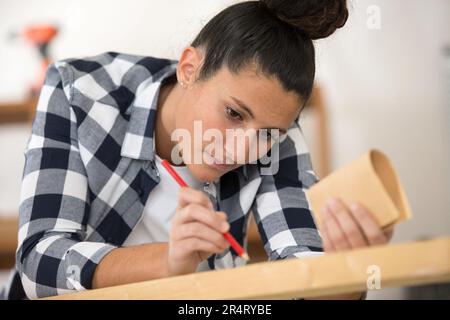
xmin=241 ymin=253 xmax=250 ymax=261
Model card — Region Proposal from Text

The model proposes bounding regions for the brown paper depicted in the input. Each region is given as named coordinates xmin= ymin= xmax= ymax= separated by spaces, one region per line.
xmin=306 ymin=149 xmax=412 ymax=229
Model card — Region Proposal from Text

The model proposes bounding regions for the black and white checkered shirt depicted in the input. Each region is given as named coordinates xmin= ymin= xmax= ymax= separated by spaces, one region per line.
xmin=2 ymin=52 xmax=323 ymax=299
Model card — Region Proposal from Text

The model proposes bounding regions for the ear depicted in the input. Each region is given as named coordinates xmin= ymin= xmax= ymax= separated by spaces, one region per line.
xmin=176 ymin=46 xmax=204 ymax=87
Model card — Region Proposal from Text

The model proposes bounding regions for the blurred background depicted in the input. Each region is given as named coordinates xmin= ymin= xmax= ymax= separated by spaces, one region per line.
xmin=0 ymin=0 xmax=449 ymax=299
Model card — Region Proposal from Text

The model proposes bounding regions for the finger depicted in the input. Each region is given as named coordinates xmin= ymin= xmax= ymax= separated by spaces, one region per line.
xmin=177 ymin=204 xmax=229 ymax=233
xmin=349 ymin=203 xmax=387 ymax=246
xmin=322 ymin=204 xmax=352 ymax=251
xmin=318 ymin=216 xmax=336 ymax=252
xmin=175 ymin=222 xmax=229 ymax=249
xmin=384 ymin=226 xmax=395 ymax=241
xmin=177 ymin=187 xmax=214 ymax=210
xmin=179 ymin=237 xmax=227 ymax=256
xmin=327 ymin=198 xmax=368 ymax=248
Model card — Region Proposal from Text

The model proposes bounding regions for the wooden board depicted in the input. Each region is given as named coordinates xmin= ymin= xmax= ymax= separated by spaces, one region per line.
xmin=0 ymin=216 xmax=18 ymax=269
xmin=0 ymin=98 xmax=37 ymax=124
xmin=0 ymin=216 xmax=18 ymax=253
xmin=46 ymin=237 xmax=450 ymax=300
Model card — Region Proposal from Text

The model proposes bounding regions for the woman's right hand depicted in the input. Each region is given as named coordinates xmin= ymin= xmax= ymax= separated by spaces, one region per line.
xmin=167 ymin=187 xmax=230 ymax=276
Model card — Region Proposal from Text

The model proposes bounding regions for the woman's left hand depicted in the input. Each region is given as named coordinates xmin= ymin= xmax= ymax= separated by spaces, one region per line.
xmin=311 ymin=198 xmax=394 ymax=300
xmin=319 ymin=198 xmax=394 ymax=253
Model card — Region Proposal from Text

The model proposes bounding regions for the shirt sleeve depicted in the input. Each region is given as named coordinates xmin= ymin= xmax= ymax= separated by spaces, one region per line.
xmin=251 ymin=122 xmax=324 ymax=260
xmin=15 ymin=62 xmax=117 ymax=299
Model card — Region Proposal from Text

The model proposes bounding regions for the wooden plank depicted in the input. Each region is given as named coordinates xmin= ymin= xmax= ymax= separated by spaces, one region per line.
xmin=0 ymin=98 xmax=37 ymax=124
xmin=0 ymin=216 xmax=18 ymax=269
xmin=46 ymin=237 xmax=450 ymax=300
xmin=308 ymin=86 xmax=330 ymax=178
xmin=0 ymin=216 xmax=18 ymax=253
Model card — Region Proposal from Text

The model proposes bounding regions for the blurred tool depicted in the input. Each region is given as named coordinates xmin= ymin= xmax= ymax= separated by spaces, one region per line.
xmin=9 ymin=24 xmax=59 ymax=97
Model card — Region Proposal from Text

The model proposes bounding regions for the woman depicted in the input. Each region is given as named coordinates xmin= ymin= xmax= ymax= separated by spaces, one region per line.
xmin=7 ymin=0 xmax=393 ymax=299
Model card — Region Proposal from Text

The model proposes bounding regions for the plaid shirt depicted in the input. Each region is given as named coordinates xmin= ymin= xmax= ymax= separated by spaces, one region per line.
xmin=2 ymin=52 xmax=323 ymax=299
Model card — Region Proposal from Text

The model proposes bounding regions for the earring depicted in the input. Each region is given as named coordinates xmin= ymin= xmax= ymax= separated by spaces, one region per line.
xmin=180 ymin=81 xmax=185 ymax=88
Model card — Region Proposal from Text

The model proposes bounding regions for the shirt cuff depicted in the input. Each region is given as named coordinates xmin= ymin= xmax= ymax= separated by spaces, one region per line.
xmin=62 ymin=241 xmax=117 ymax=291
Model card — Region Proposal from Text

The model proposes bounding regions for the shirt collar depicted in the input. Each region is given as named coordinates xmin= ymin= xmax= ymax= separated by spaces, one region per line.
xmin=235 ymin=165 xmax=250 ymax=181
xmin=121 ymin=60 xmax=178 ymax=161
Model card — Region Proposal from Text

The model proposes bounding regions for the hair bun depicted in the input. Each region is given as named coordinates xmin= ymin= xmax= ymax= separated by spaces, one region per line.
xmin=259 ymin=0 xmax=348 ymax=40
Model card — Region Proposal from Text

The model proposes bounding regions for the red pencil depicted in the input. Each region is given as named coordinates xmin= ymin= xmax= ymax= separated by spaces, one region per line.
xmin=161 ymin=159 xmax=250 ymax=261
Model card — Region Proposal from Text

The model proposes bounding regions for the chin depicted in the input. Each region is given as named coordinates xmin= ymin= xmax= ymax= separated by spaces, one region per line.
xmin=187 ymin=163 xmax=226 ymax=183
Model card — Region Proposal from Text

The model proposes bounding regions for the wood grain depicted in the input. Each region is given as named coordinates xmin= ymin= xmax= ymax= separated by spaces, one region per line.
xmin=46 ymin=237 xmax=450 ymax=300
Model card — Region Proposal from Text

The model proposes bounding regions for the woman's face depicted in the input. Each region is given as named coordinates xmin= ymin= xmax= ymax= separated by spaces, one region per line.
xmin=173 ymin=49 xmax=302 ymax=183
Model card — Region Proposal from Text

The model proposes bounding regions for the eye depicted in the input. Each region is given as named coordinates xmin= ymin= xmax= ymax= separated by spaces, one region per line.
xmin=225 ymin=106 xmax=243 ymax=121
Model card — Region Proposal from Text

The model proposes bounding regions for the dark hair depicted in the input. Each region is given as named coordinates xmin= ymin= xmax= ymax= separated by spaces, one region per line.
xmin=191 ymin=0 xmax=348 ymax=108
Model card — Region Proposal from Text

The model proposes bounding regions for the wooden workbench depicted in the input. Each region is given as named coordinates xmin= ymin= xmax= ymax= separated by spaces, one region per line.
xmin=46 ymin=237 xmax=450 ymax=300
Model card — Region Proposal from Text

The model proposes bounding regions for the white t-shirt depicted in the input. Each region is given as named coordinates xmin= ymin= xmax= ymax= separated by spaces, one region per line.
xmin=123 ymin=153 xmax=204 ymax=246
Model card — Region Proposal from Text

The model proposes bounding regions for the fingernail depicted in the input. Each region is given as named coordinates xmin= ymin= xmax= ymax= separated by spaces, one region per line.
xmin=350 ymin=203 xmax=360 ymax=212
xmin=222 ymin=222 xmax=230 ymax=232
xmin=326 ymin=197 xmax=339 ymax=210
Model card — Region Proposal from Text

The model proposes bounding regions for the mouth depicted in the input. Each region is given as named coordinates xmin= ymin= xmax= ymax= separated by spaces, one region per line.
xmin=203 ymin=151 xmax=235 ymax=170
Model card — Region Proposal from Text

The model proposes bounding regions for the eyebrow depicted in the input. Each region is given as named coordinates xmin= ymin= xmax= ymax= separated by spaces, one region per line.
xmin=230 ymin=96 xmax=288 ymax=134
